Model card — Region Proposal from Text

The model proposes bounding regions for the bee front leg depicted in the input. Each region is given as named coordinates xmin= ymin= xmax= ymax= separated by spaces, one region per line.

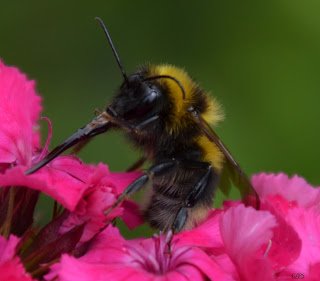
xmin=105 ymin=159 xmax=178 ymax=216
xmin=105 ymin=107 xmax=159 ymax=133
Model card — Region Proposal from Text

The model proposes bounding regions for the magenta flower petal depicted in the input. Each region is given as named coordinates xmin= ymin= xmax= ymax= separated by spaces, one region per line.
xmin=48 ymin=225 xmax=233 ymax=281
xmin=175 ymin=209 xmax=224 ymax=249
xmin=279 ymin=206 xmax=320 ymax=277
xmin=0 ymin=158 xmax=142 ymax=244
xmin=307 ymin=262 xmax=320 ymax=281
xmin=252 ymin=173 xmax=320 ymax=208
xmin=0 ymin=235 xmax=34 ymax=281
xmin=47 ymin=255 xmax=153 ymax=281
xmin=0 ymin=60 xmax=42 ymax=166
xmin=0 ymin=164 xmax=90 ymax=211
xmin=121 ymin=200 xmax=144 ymax=230
xmin=0 ymin=235 xmax=19 ymax=263
xmin=100 ymin=170 xmax=143 ymax=194
xmin=220 ymin=204 xmax=277 ymax=281
xmin=183 ymin=248 xmax=235 ymax=281
xmin=211 ymin=253 xmax=240 ymax=281
xmin=259 ymin=199 xmax=302 ymax=271
xmin=59 ymin=163 xmax=143 ymax=243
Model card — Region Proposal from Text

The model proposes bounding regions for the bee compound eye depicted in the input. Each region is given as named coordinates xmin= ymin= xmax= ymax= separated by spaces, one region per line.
xmin=143 ymin=90 xmax=158 ymax=105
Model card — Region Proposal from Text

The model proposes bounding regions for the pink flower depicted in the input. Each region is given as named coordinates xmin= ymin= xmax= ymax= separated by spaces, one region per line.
xmin=219 ymin=205 xmax=277 ymax=281
xmin=45 ymin=172 xmax=319 ymax=281
xmin=252 ymin=173 xmax=320 ymax=209
xmin=59 ymin=163 xmax=143 ymax=244
xmin=176 ymin=174 xmax=318 ymax=280
xmin=0 ymin=235 xmax=35 ymax=281
xmin=46 ymin=225 xmax=233 ymax=281
xmin=253 ymin=173 xmax=320 ymax=280
xmin=0 ymin=59 xmax=91 ymax=211
xmin=0 ymin=59 xmax=142 ymax=279
xmin=0 ymin=59 xmax=142 ymax=228
xmin=0 ymin=60 xmax=41 ymax=167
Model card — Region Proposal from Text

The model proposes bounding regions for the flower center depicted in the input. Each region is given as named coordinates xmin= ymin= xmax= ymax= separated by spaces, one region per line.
xmin=125 ymin=232 xmax=178 ymax=275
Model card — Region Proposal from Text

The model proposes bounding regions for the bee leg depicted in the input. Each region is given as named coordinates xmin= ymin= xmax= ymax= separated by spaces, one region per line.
xmin=106 ymin=107 xmax=159 ymax=133
xmin=167 ymin=207 xmax=188 ymax=254
xmin=170 ymin=162 xmax=212 ymax=231
xmin=172 ymin=207 xmax=189 ymax=233
xmin=184 ymin=163 xmax=212 ymax=208
xmin=65 ymin=112 xmax=158 ymax=160
xmin=133 ymin=115 xmax=159 ymax=131
xmin=105 ymin=159 xmax=178 ymax=215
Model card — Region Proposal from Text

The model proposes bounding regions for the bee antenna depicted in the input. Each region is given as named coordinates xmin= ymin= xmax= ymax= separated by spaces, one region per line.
xmin=143 ymin=75 xmax=186 ymax=99
xmin=95 ymin=17 xmax=129 ymax=85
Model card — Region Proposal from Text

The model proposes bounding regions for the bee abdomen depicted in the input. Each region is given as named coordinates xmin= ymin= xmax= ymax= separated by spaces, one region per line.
xmin=142 ymin=189 xmax=212 ymax=232
xmin=141 ymin=168 xmax=219 ymax=232
xmin=142 ymin=190 xmax=185 ymax=232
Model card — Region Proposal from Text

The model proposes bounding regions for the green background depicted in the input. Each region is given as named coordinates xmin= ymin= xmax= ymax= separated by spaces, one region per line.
xmin=1 ymin=1 xmax=319 ymax=236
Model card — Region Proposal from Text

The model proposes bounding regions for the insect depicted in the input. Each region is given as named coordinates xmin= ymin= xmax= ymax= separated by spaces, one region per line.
xmin=26 ymin=18 xmax=260 ymax=233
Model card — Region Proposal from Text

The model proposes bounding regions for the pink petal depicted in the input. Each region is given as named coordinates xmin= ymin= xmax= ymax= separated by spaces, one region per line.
xmin=175 ymin=209 xmax=224 ymax=250
xmin=164 ymin=267 xmax=205 ymax=281
xmin=121 ymin=200 xmax=144 ymax=230
xmin=0 ymin=259 xmax=34 ymax=281
xmin=259 ymin=199 xmax=302 ymax=271
xmin=59 ymin=164 xmax=142 ymax=243
xmin=0 ymin=235 xmax=20 ymax=263
xmin=46 ymin=255 xmax=152 ymax=281
xmin=307 ymin=262 xmax=320 ymax=281
xmin=220 ymin=204 xmax=277 ymax=281
xmin=78 ymin=226 xmax=130 ymax=264
xmin=280 ymin=206 xmax=320 ymax=275
xmin=0 ymin=235 xmax=34 ymax=281
xmin=101 ymin=170 xmax=142 ymax=194
xmin=211 ymin=253 xmax=240 ymax=281
xmin=47 ymin=225 xmax=234 ymax=281
xmin=184 ymin=247 xmax=235 ymax=281
xmin=0 ymin=164 xmax=90 ymax=211
xmin=252 ymin=173 xmax=320 ymax=208
xmin=58 ymin=186 xmax=117 ymax=244
xmin=0 ymin=59 xmax=42 ymax=166
xmin=46 ymin=227 xmax=151 ymax=281
xmin=85 ymin=163 xmax=141 ymax=196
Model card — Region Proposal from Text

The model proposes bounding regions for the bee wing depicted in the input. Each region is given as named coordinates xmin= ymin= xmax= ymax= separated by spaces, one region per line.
xmin=190 ymin=108 xmax=260 ymax=208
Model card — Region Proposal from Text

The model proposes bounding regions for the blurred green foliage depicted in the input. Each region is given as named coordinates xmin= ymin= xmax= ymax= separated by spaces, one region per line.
xmin=1 ymin=1 xmax=319 ymax=237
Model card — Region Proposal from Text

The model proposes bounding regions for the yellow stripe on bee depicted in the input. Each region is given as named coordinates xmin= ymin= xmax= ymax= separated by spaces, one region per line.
xmin=149 ymin=64 xmax=224 ymax=132
xmin=202 ymin=96 xmax=224 ymax=126
xmin=197 ymin=135 xmax=224 ymax=172
xmin=149 ymin=65 xmax=192 ymax=119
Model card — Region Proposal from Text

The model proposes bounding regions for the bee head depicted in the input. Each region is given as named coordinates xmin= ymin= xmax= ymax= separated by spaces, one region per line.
xmin=109 ymin=73 xmax=163 ymax=121
xmin=94 ymin=19 xmax=186 ymax=124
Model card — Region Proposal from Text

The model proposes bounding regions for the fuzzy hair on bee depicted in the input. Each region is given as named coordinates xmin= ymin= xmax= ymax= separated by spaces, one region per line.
xmin=26 ymin=18 xmax=260 ymax=233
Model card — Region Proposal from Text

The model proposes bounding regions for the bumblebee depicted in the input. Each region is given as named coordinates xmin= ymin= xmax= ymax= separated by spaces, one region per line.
xmin=26 ymin=18 xmax=259 ymax=233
